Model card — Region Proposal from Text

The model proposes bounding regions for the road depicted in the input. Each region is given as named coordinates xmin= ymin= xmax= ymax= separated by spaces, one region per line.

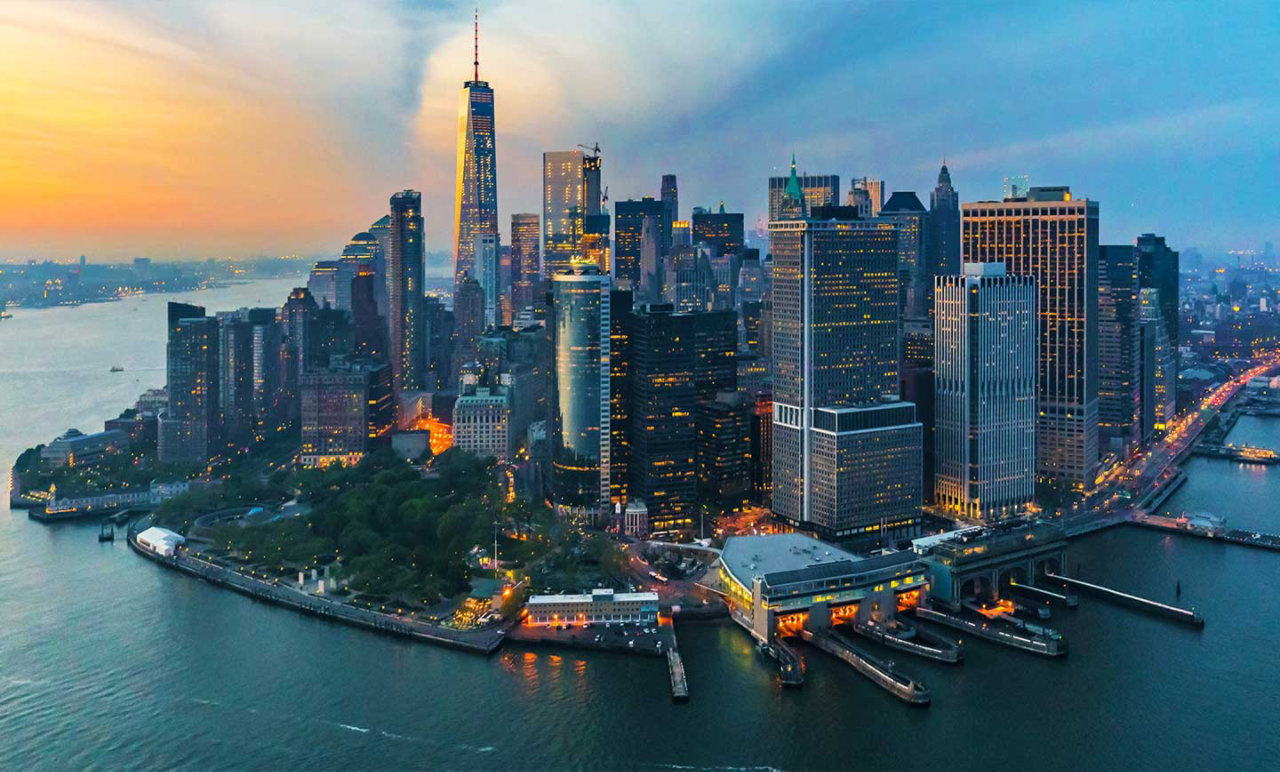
xmin=1060 ymin=354 xmax=1280 ymax=534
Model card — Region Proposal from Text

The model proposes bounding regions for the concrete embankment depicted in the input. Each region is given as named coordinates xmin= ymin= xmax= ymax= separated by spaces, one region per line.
xmin=127 ymin=530 xmax=503 ymax=654
xmin=1045 ymin=572 xmax=1204 ymax=627
xmin=800 ymin=629 xmax=930 ymax=706
xmin=913 ymin=606 xmax=1066 ymax=657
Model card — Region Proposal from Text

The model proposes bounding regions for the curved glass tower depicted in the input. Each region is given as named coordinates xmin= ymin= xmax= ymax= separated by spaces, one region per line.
xmin=551 ymin=269 xmax=611 ymax=519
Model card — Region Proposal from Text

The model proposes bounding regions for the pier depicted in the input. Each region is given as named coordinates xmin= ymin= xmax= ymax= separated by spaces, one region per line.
xmin=1128 ymin=512 xmax=1280 ymax=553
xmin=912 ymin=605 xmax=1066 ymax=657
xmin=1044 ymin=572 xmax=1204 ymax=627
xmin=770 ymin=638 xmax=805 ymax=687
xmin=666 ymin=649 xmax=689 ymax=701
xmin=799 ymin=628 xmax=930 ymax=706
xmin=1007 ymin=580 xmax=1077 ymax=608
xmin=1190 ymin=443 xmax=1279 ymax=464
xmin=850 ymin=619 xmax=963 ymax=664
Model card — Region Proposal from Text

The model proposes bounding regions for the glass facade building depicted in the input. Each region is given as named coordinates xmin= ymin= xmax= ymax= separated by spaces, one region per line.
xmin=454 ymin=73 xmax=498 ymax=291
xmin=551 ymin=269 xmax=612 ymax=519
xmin=388 ymin=190 xmax=425 ymax=397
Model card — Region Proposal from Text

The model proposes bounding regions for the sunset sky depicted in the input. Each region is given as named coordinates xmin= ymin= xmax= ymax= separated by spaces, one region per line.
xmin=0 ymin=0 xmax=1276 ymax=267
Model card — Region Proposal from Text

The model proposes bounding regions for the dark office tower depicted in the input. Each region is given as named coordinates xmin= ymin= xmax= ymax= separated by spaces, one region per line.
xmin=694 ymin=309 xmax=738 ymax=400
xmin=243 ymin=307 xmax=284 ymax=440
xmin=511 ymin=213 xmax=540 ymax=314
xmin=927 ymin=162 xmax=960 ymax=279
xmin=770 ymin=213 xmax=922 ymax=541
xmin=1098 ymin=244 xmax=1142 ymax=452
xmin=215 ymin=311 xmax=254 ymax=449
xmin=660 ymin=174 xmax=678 ymax=251
xmin=963 ymin=186 xmax=1099 ymax=494
xmin=159 ymin=303 xmax=219 ymax=465
xmin=389 ymin=190 xmax=425 ymax=396
xmin=453 ymin=274 xmax=485 ymax=382
xmin=768 ymin=155 xmax=839 ymax=221
xmin=667 ymin=246 xmax=715 ymax=313
xmin=692 ymin=206 xmax=745 ymax=258
xmin=551 ymin=269 xmax=611 ymax=521
xmin=879 ymin=191 xmax=930 ymax=321
xmin=639 ymin=216 xmax=664 ymax=304
xmin=350 ymin=261 xmax=385 ymax=363
xmin=741 ymin=301 xmax=763 ymax=352
xmin=1140 ymin=288 xmax=1176 ymax=433
xmin=749 ymin=390 xmax=773 ymax=505
xmin=1135 ymin=233 xmax=1180 ymax=346
xmin=629 ymin=307 xmax=698 ymax=537
xmin=614 ymin=197 xmax=667 ymax=286
xmin=737 ymin=249 xmax=765 ymax=305
xmin=368 ymin=215 xmax=392 ymax=318
xmin=310 ymin=306 xmax=353 ymax=370
xmin=583 ymin=213 xmax=611 ymax=274
xmin=422 ymin=296 xmax=454 ymax=392
xmin=543 ymin=148 xmax=602 ymax=278
xmin=900 ymin=319 xmax=936 ymax=504
xmin=609 ymin=288 xmax=633 ymax=506
xmin=307 ymin=261 xmax=339 ymax=309
xmin=280 ymin=287 xmax=318 ymax=373
xmin=453 ymin=13 xmax=498 ymax=293
xmin=697 ymin=391 xmax=753 ymax=513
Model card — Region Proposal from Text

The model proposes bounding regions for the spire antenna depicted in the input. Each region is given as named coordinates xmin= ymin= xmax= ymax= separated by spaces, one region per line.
xmin=473 ymin=6 xmax=479 ymax=82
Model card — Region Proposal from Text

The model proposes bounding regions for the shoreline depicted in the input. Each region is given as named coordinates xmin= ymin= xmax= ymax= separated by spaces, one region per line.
xmin=125 ymin=524 xmax=506 ymax=655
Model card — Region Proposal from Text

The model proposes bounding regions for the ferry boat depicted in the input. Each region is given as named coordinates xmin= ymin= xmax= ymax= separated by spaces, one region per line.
xmin=109 ymin=365 xmax=125 ymax=373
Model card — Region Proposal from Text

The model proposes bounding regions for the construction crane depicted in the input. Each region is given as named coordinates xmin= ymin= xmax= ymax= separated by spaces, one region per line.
xmin=577 ymin=142 xmax=601 ymax=157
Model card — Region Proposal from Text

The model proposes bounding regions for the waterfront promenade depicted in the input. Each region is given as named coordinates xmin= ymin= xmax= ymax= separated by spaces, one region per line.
xmin=126 ymin=523 xmax=506 ymax=654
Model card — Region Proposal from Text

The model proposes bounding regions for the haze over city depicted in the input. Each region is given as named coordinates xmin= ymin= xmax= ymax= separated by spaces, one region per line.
xmin=1 ymin=0 xmax=1276 ymax=262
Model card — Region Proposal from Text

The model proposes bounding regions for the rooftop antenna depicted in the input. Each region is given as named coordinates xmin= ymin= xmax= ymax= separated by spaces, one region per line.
xmin=473 ymin=5 xmax=480 ymax=82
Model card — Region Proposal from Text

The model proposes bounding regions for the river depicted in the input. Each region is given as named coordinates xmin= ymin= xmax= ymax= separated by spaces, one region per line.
xmin=2 ymin=280 xmax=1278 ymax=770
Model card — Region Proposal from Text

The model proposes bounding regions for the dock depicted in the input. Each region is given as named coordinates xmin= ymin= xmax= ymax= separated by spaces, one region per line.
xmin=850 ymin=619 xmax=963 ymax=664
xmin=666 ymin=649 xmax=689 ymax=702
xmin=1044 ymin=572 xmax=1204 ymax=627
xmin=770 ymin=638 xmax=805 ymax=687
xmin=1127 ymin=515 xmax=1280 ymax=554
xmin=799 ymin=628 xmax=930 ymax=706
xmin=1007 ymin=580 xmax=1078 ymax=608
xmin=912 ymin=605 xmax=1066 ymax=657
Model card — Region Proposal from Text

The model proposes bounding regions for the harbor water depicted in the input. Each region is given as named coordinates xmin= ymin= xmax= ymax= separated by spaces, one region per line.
xmin=2 ymin=280 xmax=1279 ymax=770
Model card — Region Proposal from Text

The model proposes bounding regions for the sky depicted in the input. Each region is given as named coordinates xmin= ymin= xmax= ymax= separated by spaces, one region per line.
xmin=0 ymin=0 xmax=1277 ymax=268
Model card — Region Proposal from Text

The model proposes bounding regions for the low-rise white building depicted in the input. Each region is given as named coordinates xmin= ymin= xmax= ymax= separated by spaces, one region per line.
xmin=136 ymin=526 xmax=185 ymax=557
xmin=526 ymin=589 xmax=659 ymax=627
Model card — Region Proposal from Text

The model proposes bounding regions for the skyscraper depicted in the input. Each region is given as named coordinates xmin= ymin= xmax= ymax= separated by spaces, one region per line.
xmin=851 ymin=177 xmax=885 ymax=217
xmin=473 ymin=233 xmax=500 ymax=329
xmin=388 ymin=190 xmax=425 ymax=397
xmin=1140 ymin=288 xmax=1177 ymax=433
xmin=660 ymin=174 xmax=678 ymax=252
xmin=878 ymin=191 xmax=929 ymax=321
xmin=934 ymin=263 xmax=1037 ymax=522
xmin=962 ymin=186 xmax=1099 ymax=494
xmin=692 ymin=206 xmax=745 ymax=258
xmin=1098 ymin=244 xmax=1142 ymax=451
xmin=768 ymin=158 xmax=839 ymax=222
xmin=510 ymin=213 xmax=540 ymax=315
xmin=216 ymin=310 xmax=254 ymax=449
xmin=551 ymin=268 xmax=611 ymax=521
xmin=159 ymin=302 xmax=219 ymax=464
xmin=299 ymin=358 xmax=393 ymax=468
xmin=770 ymin=209 xmax=922 ymax=542
xmin=628 ymin=306 xmax=699 ymax=537
xmin=453 ymin=274 xmax=484 ymax=381
xmin=367 ymin=216 xmax=391 ymax=318
xmin=614 ymin=197 xmax=667 ymax=286
xmin=543 ymin=149 xmax=602 ymax=278
xmin=1135 ymin=233 xmax=1180 ymax=348
xmin=453 ymin=12 xmax=498 ymax=291
xmin=927 ymin=162 xmax=960 ymax=279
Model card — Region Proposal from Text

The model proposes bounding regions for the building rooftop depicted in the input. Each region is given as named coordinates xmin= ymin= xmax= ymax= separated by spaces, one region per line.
xmin=527 ymin=590 xmax=659 ymax=606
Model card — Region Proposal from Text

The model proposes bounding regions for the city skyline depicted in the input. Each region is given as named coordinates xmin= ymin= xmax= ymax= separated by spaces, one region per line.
xmin=1 ymin=1 xmax=1277 ymax=263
